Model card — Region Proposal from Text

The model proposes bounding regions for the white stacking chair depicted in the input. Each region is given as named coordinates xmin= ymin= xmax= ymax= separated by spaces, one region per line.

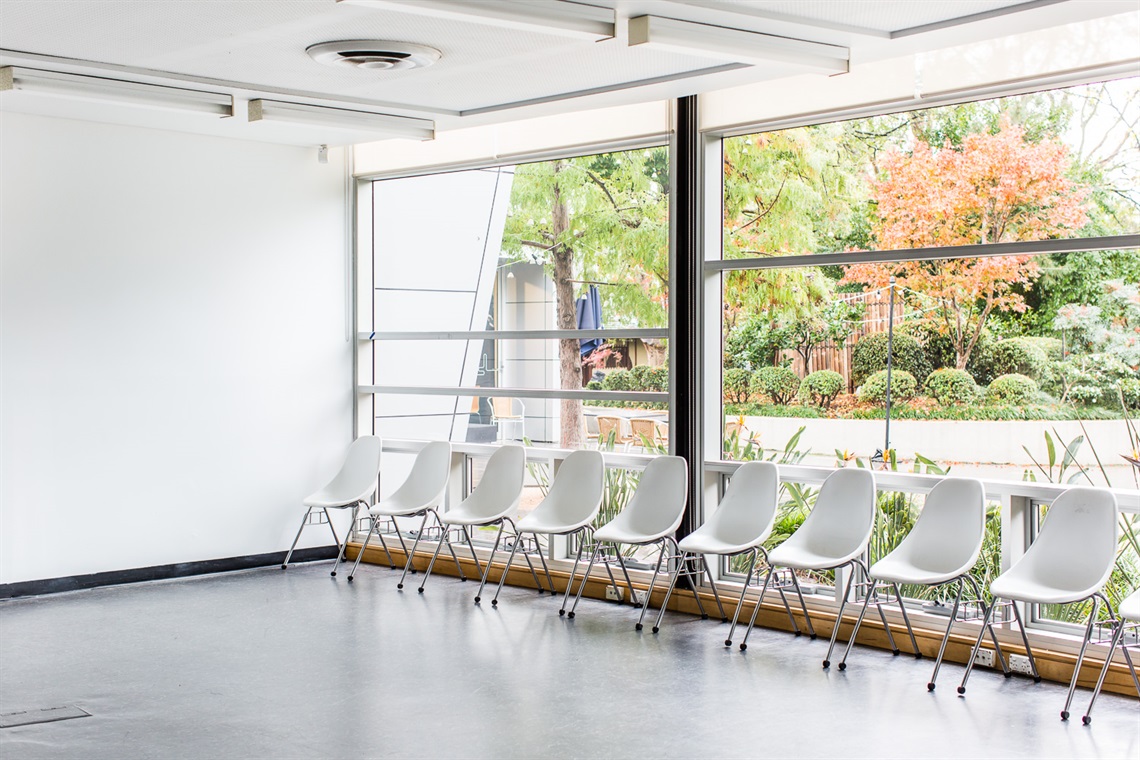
xmin=346 ymin=441 xmax=451 ymax=586
xmin=282 ymin=436 xmax=383 ymax=577
xmin=738 ymin=467 xmax=876 ymax=663
xmin=958 ymin=487 xmax=1118 ymax=721
xmin=837 ymin=478 xmax=998 ymax=690
xmin=564 ymin=455 xmax=688 ymax=630
xmin=491 ymin=450 xmax=605 ymax=606
xmin=654 ymin=462 xmax=796 ymax=641
xmin=419 ymin=444 xmax=526 ymax=601
xmin=1082 ymin=588 xmax=1140 ymax=725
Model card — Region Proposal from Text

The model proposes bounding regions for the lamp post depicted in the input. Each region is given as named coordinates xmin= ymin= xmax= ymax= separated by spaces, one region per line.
xmin=884 ymin=276 xmax=896 ymax=460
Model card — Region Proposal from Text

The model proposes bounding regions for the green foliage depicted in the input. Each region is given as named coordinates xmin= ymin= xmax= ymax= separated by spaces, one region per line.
xmin=600 ymin=369 xmax=633 ymax=392
xmin=798 ymin=370 xmax=844 ymax=408
xmin=785 ymin=299 xmax=865 ymax=372
xmin=1051 ymin=353 xmax=1137 ymax=406
xmin=858 ymin=369 xmax=917 ymax=403
xmin=585 ymin=380 xmax=602 ymax=391
xmin=925 ymin=368 xmax=978 ymax=406
xmin=973 ymin=338 xmax=1049 ymax=384
xmin=723 ymin=368 xmax=752 ymax=404
xmin=724 ymin=316 xmax=789 ymax=371
xmin=851 ymin=332 xmax=931 ymax=388
xmin=725 ymin=403 xmax=824 ymax=419
xmin=1121 ymin=378 xmax=1140 ymax=411
xmin=986 ymin=374 xmax=1038 ymax=405
xmin=751 ymin=366 xmax=801 ymax=405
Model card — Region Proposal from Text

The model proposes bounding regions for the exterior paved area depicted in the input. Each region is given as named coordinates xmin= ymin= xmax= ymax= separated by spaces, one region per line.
xmin=1 ymin=563 xmax=1138 ymax=759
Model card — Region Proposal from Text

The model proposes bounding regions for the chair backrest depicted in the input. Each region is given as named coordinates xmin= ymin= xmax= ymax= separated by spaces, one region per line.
xmin=533 ymin=450 xmax=605 ymax=527
xmin=605 ymin=456 xmax=688 ymax=540
xmin=791 ymin=467 xmax=876 ymax=564
xmin=491 ymin=397 xmax=521 ymax=419
xmin=1017 ymin=487 xmax=1118 ymax=598
xmin=629 ymin=418 xmax=656 ymax=443
xmin=458 ymin=444 xmax=526 ymax=520
xmin=702 ymin=461 xmax=779 ymax=546
xmin=388 ymin=441 xmax=451 ymax=509
xmin=319 ymin=436 xmax=384 ymax=504
xmin=888 ymin=477 xmax=986 ymax=576
xmin=597 ymin=416 xmax=627 ymax=443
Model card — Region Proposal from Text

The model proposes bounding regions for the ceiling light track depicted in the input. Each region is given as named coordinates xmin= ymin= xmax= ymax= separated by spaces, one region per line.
xmin=248 ymin=99 xmax=434 ymax=140
xmin=0 ymin=66 xmax=233 ymax=115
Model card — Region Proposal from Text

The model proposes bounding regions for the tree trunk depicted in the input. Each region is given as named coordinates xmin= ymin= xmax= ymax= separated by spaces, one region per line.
xmin=551 ymin=166 xmax=583 ymax=448
xmin=643 ymin=339 xmax=668 ymax=367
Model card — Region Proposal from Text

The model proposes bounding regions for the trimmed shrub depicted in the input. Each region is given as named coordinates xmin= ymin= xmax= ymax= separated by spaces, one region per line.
xmin=988 ymin=339 xmax=1049 ymax=380
xmin=601 ymin=369 xmax=633 ymax=392
xmin=723 ymin=368 xmax=752 ymax=404
xmin=851 ymin=332 xmax=931 ymax=388
xmin=799 ymin=370 xmax=844 ymax=408
xmin=986 ymin=373 xmax=1038 ymax=405
xmin=630 ymin=364 xmax=655 ymax=389
xmin=585 ymin=380 xmax=602 ymax=391
xmin=751 ymin=366 xmax=801 ymax=405
xmin=1019 ymin=336 xmax=1063 ymax=362
xmin=925 ymin=368 xmax=978 ymax=406
xmin=857 ymin=369 xmax=917 ymax=403
xmin=647 ymin=366 xmax=669 ymax=392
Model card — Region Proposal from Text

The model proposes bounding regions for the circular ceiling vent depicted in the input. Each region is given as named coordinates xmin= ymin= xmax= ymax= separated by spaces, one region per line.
xmin=306 ymin=40 xmax=441 ymax=71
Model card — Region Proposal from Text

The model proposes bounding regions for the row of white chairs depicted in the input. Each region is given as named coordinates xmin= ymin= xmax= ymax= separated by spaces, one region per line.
xmin=284 ymin=436 xmax=1135 ymax=724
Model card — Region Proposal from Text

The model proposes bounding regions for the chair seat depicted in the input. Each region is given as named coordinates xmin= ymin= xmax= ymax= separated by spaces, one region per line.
xmin=303 ymin=489 xmax=364 ymax=509
xmin=594 ymin=522 xmax=672 ymax=545
xmin=870 ymin=554 xmax=966 ymax=586
xmin=767 ymin=542 xmax=852 ymax=572
xmin=515 ymin=510 xmax=590 ymax=536
xmin=369 ymin=495 xmax=434 ymax=518
xmin=678 ymin=531 xmax=757 ymax=557
xmin=1119 ymin=589 xmax=1140 ymax=623
xmin=438 ymin=502 xmax=514 ymax=527
xmin=990 ymin=565 xmax=1101 ymax=606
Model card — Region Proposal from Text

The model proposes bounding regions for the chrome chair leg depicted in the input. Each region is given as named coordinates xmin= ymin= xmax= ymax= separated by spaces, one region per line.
xmin=790 ymin=573 xmax=817 ymax=638
xmin=282 ymin=508 xmax=312 ymax=569
xmin=702 ymin=554 xmax=728 ymax=623
xmin=958 ymin=600 xmax=997 ymax=694
xmin=636 ymin=539 xmax=668 ymax=631
xmin=473 ymin=522 xmax=505 ymax=605
xmin=559 ymin=529 xmax=590 ymax=617
xmin=928 ymin=578 xmax=965 ymax=691
xmin=1082 ymin=611 xmax=1129 ymax=724
xmin=725 ymin=549 xmax=758 ymax=647
xmin=1062 ymin=595 xmax=1102 ymax=721
xmin=460 ymin=526 xmax=482 ymax=579
xmin=892 ymin=582 xmax=921 ymax=658
xmin=567 ymin=543 xmax=603 ymax=618
xmin=614 ymin=551 xmax=639 ymax=607
xmin=533 ymin=536 xmax=555 ymax=595
xmin=837 ymin=573 xmax=877 ymax=670
xmin=1009 ymin=601 xmax=1042 ymax=682
xmin=397 ymin=511 xmax=431 ymax=590
xmin=739 ymin=566 xmax=776 ymax=651
xmin=328 ymin=506 xmax=353 ymax=578
xmin=491 ymin=528 xmax=525 ymax=606
xmin=347 ymin=515 xmax=376 ymax=581
xmin=824 ymin=563 xmax=858 ymax=669
xmin=652 ymin=549 xmax=689 ymax=634
xmin=418 ymin=526 xmax=448 ymax=593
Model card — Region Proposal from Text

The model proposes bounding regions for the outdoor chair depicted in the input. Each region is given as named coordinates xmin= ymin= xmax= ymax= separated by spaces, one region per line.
xmin=346 ymin=440 xmax=451 ymax=585
xmin=653 ymin=461 xmax=801 ymax=643
xmin=957 ymin=487 xmax=1119 ymax=721
xmin=836 ymin=477 xmax=997 ymax=692
xmin=491 ymin=397 xmax=525 ymax=441
xmin=1082 ymin=587 xmax=1140 ymax=725
xmin=283 ymin=435 xmax=383 ymax=577
xmin=737 ymin=467 xmax=876 ymax=664
xmin=564 ymin=455 xmax=688 ymax=630
xmin=419 ymin=444 xmax=526 ymax=601
xmin=596 ymin=415 xmax=633 ymax=449
xmin=630 ymin=418 xmax=668 ymax=449
xmin=491 ymin=449 xmax=605 ymax=606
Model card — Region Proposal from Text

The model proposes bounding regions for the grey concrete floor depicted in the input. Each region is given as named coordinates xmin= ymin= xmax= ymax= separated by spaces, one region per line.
xmin=1 ymin=562 xmax=1137 ymax=760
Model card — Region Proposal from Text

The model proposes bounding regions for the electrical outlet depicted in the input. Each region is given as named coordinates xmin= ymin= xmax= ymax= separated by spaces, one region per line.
xmin=604 ymin=585 xmax=623 ymax=602
xmin=972 ymin=649 xmax=995 ymax=668
xmin=631 ymin=589 xmax=648 ymax=606
xmin=1009 ymin=654 xmax=1035 ymax=676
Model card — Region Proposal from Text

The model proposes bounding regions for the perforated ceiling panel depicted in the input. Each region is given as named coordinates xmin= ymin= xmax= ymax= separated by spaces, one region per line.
xmin=677 ymin=0 xmax=1038 ymax=33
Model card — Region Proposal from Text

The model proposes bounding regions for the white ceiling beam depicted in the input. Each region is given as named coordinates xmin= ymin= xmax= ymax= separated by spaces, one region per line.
xmin=337 ymin=0 xmax=615 ymax=40
xmin=248 ymin=99 xmax=434 ymax=140
xmin=627 ymin=15 xmax=849 ymax=75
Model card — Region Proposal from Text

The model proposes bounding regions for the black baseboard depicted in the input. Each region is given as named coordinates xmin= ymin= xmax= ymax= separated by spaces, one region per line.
xmin=0 ymin=546 xmax=340 ymax=600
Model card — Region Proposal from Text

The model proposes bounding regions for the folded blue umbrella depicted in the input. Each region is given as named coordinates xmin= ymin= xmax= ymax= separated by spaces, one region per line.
xmin=575 ymin=284 xmax=604 ymax=356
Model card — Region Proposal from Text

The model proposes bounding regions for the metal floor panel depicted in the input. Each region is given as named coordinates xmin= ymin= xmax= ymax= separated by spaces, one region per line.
xmin=1 ymin=564 xmax=1137 ymax=759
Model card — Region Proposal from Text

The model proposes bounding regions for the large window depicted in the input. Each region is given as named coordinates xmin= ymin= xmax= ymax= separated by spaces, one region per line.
xmin=715 ymin=77 xmax=1140 ymax=622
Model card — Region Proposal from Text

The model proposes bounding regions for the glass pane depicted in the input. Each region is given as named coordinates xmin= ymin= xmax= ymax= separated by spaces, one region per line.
xmin=720 ymin=253 xmax=1140 ymax=484
xmin=371 ymin=146 xmax=670 ymax=451
xmin=722 ymin=78 xmax=1139 ymax=261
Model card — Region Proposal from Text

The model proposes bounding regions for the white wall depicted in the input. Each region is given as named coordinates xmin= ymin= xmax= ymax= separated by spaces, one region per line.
xmin=0 ymin=112 xmax=350 ymax=584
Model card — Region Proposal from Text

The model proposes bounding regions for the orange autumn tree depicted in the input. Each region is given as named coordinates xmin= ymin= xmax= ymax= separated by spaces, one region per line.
xmin=842 ymin=116 xmax=1089 ymax=369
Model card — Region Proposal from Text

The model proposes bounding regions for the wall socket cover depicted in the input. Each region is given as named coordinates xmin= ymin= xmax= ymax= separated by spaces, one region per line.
xmin=604 ymin=585 xmax=623 ymax=602
xmin=1009 ymin=654 xmax=1035 ymax=676
xmin=972 ymin=649 xmax=995 ymax=668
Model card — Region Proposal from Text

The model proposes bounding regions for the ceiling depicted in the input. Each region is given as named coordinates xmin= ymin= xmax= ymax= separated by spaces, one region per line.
xmin=0 ymin=0 xmax=1134 ymax=146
